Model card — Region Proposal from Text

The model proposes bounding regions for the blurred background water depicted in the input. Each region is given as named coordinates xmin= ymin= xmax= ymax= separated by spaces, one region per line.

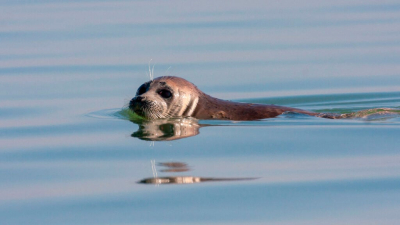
xmin=1 ymin=1 xmax=400 ymax=224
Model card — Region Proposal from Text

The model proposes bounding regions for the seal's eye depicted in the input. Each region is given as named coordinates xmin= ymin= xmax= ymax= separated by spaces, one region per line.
xmin=137 ymin=84 xmax=147 ymax=95
xmin=158 ymin=89 xmax=172 ymax=98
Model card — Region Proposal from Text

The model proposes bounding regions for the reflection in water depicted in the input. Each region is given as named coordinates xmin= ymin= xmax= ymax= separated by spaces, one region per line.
xmin=158 ymin=162 xmax=190 ymax=172
xmin=139 ymin=176 xmax=256 ymax=184
xmin=138 ymin=161 xmax=257 ymax=185
xmin=131 ymin=117 xmax=202 ymax=141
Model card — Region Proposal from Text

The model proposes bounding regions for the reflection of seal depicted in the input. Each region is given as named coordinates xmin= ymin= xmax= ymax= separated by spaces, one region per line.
xmin=129 ymin=76 xmax=328 ymax=120
xmin=137 ymin=161 xmax=257 ymax=185
xmin=138 ymin=176 xmax=256 ymax=185
xmin=131 ymin=117 xmax=201 ymax=141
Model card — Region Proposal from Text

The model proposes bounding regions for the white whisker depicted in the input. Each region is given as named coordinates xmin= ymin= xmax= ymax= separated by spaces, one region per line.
xmin=165 ymin=66 xmax=174 ymax=76
xmin=148 ymin=59 xmax=155 ymax=81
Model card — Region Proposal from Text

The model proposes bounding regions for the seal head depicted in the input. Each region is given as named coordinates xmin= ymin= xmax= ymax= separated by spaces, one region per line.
xmin=129 ymin=76 xmax=199 ymax=120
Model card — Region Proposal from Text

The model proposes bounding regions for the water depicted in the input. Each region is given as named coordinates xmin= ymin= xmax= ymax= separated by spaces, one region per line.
xmin=1 ymin=1 xmax=400 ymax=224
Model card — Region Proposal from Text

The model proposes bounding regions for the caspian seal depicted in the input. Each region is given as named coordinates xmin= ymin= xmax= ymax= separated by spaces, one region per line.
xmin=129 ymin=76 xmax=339 ymax=120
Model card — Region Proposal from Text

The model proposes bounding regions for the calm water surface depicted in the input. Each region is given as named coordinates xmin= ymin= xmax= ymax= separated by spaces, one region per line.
xmin=1 ymin=1 xmax=400 ymax=224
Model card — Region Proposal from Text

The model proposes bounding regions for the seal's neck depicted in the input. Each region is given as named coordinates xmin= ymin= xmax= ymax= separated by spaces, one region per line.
xmin=191 ymin=93 xmax=234 ymax=119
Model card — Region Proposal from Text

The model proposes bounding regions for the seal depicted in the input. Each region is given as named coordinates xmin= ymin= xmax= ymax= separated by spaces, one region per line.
xmin=129 ymin=76 xmax=331 ymax=120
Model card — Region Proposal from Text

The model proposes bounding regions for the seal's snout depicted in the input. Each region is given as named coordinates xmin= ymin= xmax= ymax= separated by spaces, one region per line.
xmin=129 ymin=95 xmax=149 ymax=113
xmin=129 ymin=96 xmax=141 ymax=109
xmin=129 ymin=95 xmax=163 ymax=119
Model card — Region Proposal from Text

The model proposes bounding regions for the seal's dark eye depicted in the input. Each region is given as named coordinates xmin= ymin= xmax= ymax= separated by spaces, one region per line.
xmin=158 ymin=89 xmax=172 ymax=98
xmin=137 ymin=84 xmax=147 ymax=95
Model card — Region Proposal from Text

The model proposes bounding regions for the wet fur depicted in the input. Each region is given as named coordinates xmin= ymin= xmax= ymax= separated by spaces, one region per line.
xmin=129 ymin=76 xmax=330 ymax=121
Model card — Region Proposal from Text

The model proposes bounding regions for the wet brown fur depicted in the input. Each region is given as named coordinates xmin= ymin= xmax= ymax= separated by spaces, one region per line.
xmin=193 ymin=93 xmax=318 ymax=120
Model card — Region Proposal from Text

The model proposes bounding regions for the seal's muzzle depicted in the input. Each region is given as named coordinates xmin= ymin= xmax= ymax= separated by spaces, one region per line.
xmin=129 ymin=96 xmax=145 ymax=116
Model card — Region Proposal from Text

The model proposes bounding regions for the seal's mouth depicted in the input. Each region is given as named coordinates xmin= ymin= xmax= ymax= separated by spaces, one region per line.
xmin=129 ymin=97 xmax=165 ymax=120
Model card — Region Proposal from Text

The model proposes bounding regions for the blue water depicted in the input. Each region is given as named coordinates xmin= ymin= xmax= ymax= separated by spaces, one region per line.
xmin=1 ymin=1 xmax=400 ymax=224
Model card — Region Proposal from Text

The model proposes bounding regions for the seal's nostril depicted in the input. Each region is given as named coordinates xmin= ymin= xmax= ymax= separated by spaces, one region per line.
xmin=129 ymin=96 xmax=146 ymax=109
xmin=130 ymin=96 xmax=142 ymax=104
xmin=136 ymin=96 xmax=146 ymax=101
